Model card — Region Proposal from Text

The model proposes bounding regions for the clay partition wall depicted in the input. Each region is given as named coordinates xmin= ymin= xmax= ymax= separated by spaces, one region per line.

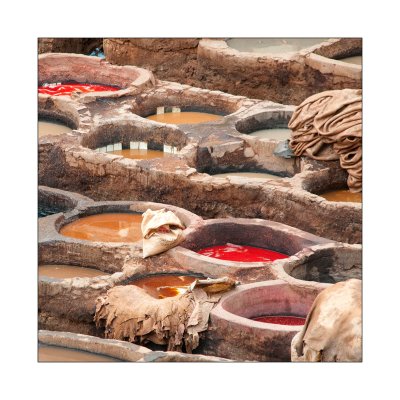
xmin=38 ymin=78 xmax=361 ymax=244
xmin=39 ymin=185 xmax=92 ymax=218
xmin=103 ymin=38 xmax=361 ymax=104
xmin=275 ymin=242 xmax=362 ymax=284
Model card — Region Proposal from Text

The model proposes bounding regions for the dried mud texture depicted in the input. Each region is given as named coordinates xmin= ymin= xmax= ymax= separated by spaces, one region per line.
xmin=104 ymin=38 xmax=199 ymax=78
xmin=38 ymin=38 xmax=103 ymax=55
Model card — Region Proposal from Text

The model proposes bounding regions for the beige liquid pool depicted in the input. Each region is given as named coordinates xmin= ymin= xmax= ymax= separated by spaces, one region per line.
xmin=227 ymin=38 xmax=328 ymax=54
xmin=38 ymin=120 xmax=72 ymax=138
xmin=39 ymin=264 xmax=109 ymax=279
xmin=146 ymin=111 xmax=222 ymax=124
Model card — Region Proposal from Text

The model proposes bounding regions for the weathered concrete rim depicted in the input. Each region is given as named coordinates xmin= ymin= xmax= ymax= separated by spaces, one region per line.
xmin=80 ymin=115 xmax=190 ymax=153
xmin=38 ymin=330 xmax=232 ymax=362
xmin=211 ymin=280 xmax=322 ymax=332
xmin=38 ymin=94 xmax=93 ymax=141
xmin=130 ymin=80 xmax=258 ymax=122
xmin=38 ymin=53 xmax=155 ymax=101
xmin=232 ymin=102 xmax=296 ymax=138
xmin=291 ymin=165 xmax=362 ymax=209
xmin=38 ymin=329 xmax=152 ymax=361
xmin=39 ymin=185 xmax=93 ymax=207
xmin=200 ymin=38 xmax=357 ymax=61
xmin=304 ymin=52 xmax=361 ymax=80
xmin=273 ymin=242 xmax=362 ymax=286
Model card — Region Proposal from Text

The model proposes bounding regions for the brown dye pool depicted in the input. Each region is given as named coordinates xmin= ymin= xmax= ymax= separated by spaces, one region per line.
xmin=38 ymin=344 xmax=120 ymax=362
xmin=319 ymin=189 xmax=362 ymax=203
xmin=249 ymin=128 xmax=292 ymax=141
xmin=146 ymin=111 xmax=222 ymax=125
xmin=38 ymin=120 xmax=72 ymax=138
xmin=59 ymin=213 xmax=142 ymax=242
xmin=128 ymin=275 xmax=197 ymax=299
xmin=251 ymin=315 xmax=306 ymax=326
xmin=213 ymin=172 xmax=282 ymax=180
xmin=39 ymin=264 xmax=109 ymax=279
xmin=338 ymin=55 xmax=362 ymax=65
xmin=227 ymin=38 xmax=327 ymax=54
xmin=109 ymin=149 xmax=167 ymax=160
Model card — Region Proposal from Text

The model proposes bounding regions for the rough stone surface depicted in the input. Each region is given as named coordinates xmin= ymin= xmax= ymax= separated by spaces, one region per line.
xmin=38 ymin=79 xmax=361 ymax=244
xmin=38 ymin=38 xmax=103 ymax=55
xmin=103 ymin=38 xmax=361 ymax=105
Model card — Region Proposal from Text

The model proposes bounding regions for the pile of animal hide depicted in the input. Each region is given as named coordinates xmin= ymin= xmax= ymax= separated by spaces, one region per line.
xmin=288 ymin=89 xmax=362 ymax=192
xmin=94 ymin=277 xmax=237 ymax=353
xmin=141 ymin=208 xmax=186 ymax=258
xmin=291 ymin=279 xmax=362 ymax=362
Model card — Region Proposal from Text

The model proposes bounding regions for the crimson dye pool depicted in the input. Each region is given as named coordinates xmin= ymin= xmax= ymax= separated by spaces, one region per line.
xmin=252 ymin=315 xmax=306 ymax=325
xmin=197 ymin=243 xmax=288 ymax=262
xmin=38 ymin=83 xmax=120 ymax=96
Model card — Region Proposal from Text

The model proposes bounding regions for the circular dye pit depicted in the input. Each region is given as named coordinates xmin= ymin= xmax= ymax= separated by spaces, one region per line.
xmin=38 ymin=120 xmax=72 ymax=138
xmin=38 ymin=83 xmax=120 ymax=96
xmin=337 ymin=55 xmax=362 ymax=65
xmin=59 ymin=213 xmax=142 ymax=242
xmin=197 ymin=243 xmax=288 ymax=263
xmin=39 ymin=264 xmax=110 ymax=279
xmin=38 ymin=344 xmax=119 ymax=362
xmin=146 ymin=111 xmax=223 ymax=125
xmin=319 ymin=189 xmax=362 ymax=203
xmin=248 ymin=128 xmax=292 ymax=141
xmin=212 ymin=172 xmax=282 ymax=180
xmin=227 ymin=38 xmax=328 ymax=54
xmin=251 ymin=315 xmax=306 ymax=326
xmin=128 ymin=275 xmax=198 ymax=299
xmin=108 ymin=149 xmax=167 ymax=160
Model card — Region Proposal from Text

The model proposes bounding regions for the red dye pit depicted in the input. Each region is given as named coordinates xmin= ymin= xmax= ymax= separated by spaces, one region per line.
xmin=252 ymin=315 xmax=306 ymax=325
xmin=38 ymin=83 xmax=120 ymax=96
xmin=197 ymin=243 xmax=288 ymax=262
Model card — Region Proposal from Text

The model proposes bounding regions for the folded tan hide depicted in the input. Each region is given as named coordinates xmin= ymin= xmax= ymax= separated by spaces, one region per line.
xmin=291 ymin=279 xmax=362 ymax=362
xmin=141 ymin=208 xmax=186 ymax=258
xmin=288 ymin=89 xmax=362 ymax=192
xmin=94 ymin=277 xmax=237 ymax=353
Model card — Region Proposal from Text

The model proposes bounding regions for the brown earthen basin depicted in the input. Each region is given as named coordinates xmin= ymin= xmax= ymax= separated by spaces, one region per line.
xmin=59 ymin=213 xmax=143 ymax=243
